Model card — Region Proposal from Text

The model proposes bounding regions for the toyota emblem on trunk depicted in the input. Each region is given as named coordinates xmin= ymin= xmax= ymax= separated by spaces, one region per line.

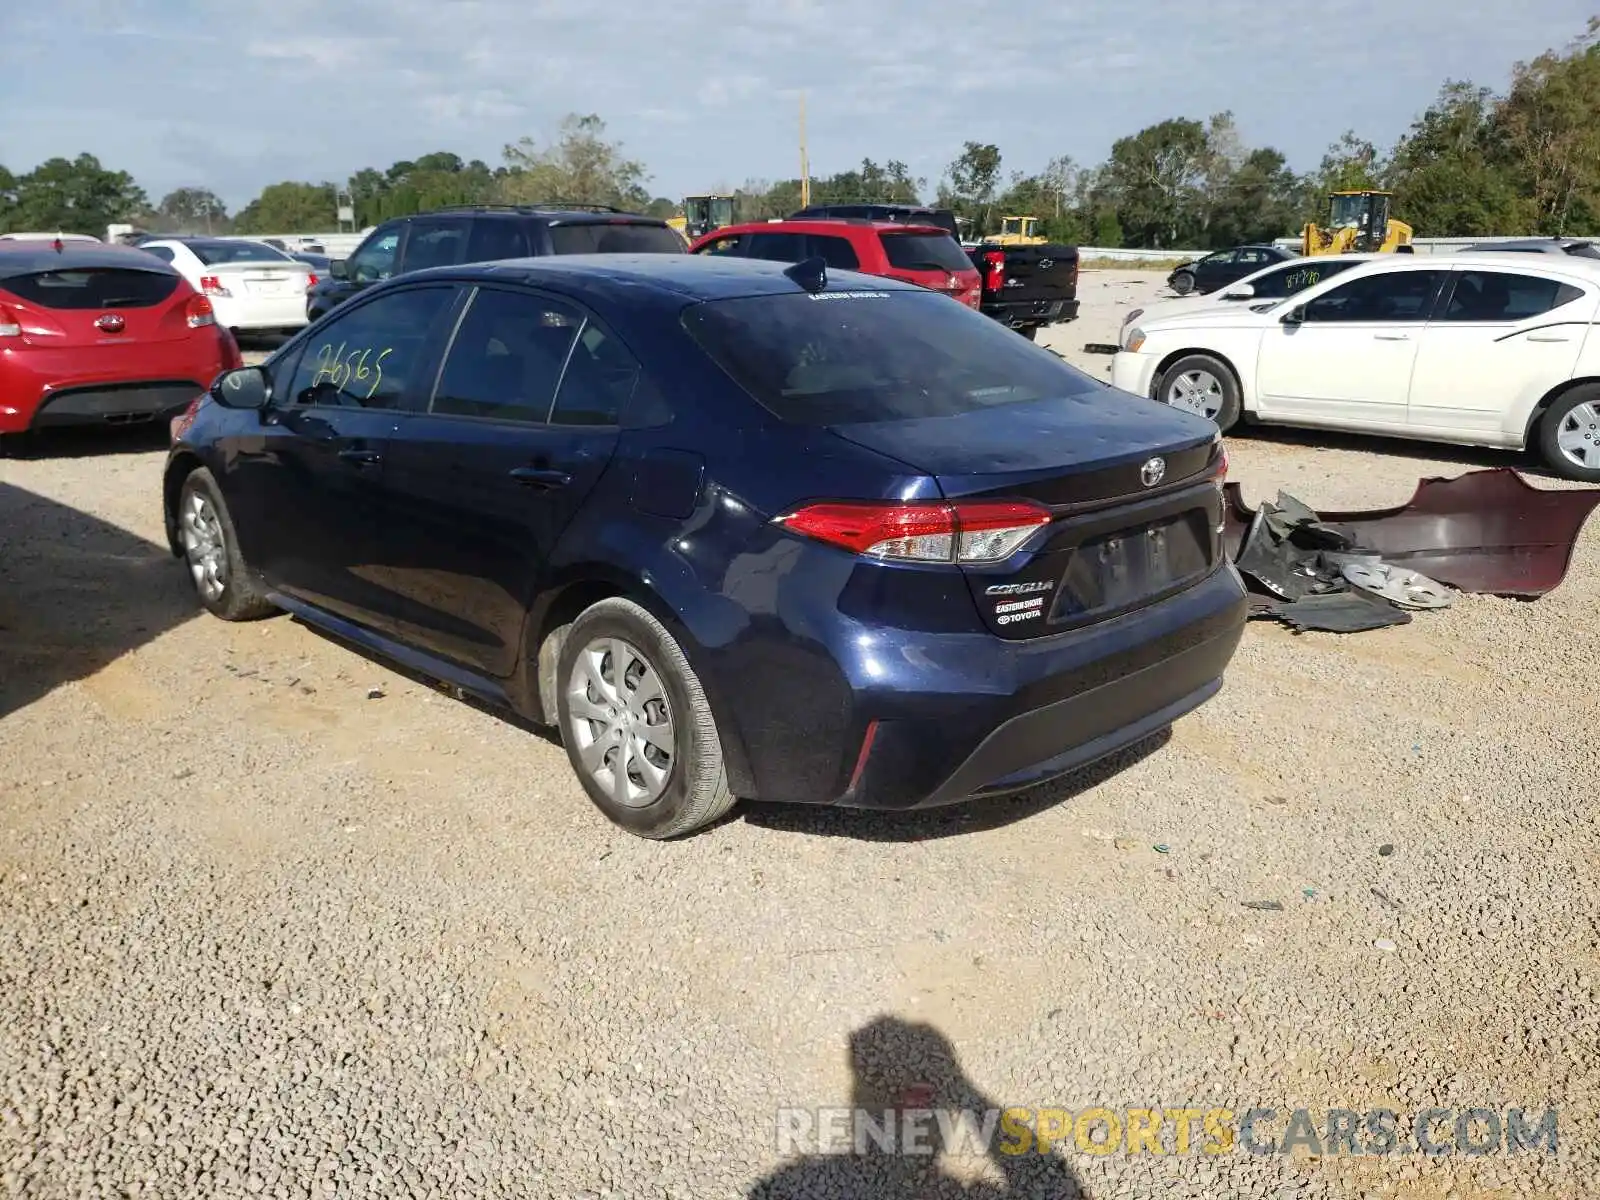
xmin=95 ymin=313 xmax=125 ymax=333
xmin=1140 ymin=456 xmax=1166 ymax=488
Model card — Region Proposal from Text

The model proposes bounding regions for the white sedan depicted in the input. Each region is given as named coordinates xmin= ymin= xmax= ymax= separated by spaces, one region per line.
xmin=1112 ymin=255 xmax=1600 ymax=481
xmin=136 ymin=237 xmax=315 ymax=336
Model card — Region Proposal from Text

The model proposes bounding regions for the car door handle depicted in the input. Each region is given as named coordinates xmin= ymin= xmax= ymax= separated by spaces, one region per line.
xmin=508 ymin=467 xmax=572 ymax=489
xmin=337 ymin=449 xmax=382 ymax=467
xmin=1373 ymin=333 xmax=1411 ymax=341
xmin=1527 ymin=334 xmax=1571 ymax=342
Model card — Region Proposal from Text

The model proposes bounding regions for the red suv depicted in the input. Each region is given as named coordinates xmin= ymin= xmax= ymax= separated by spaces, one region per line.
xmin=690 ymin=219 xmax=982 ymax=309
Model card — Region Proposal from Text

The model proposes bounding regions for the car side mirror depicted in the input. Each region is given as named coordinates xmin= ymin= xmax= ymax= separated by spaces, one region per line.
xmin=1282 ymin=304 xmax=1306 ymax=326
xmin=209 ymin=365 xmax=270 ymax=410
xmin=329 ymin=259 xmax=349 ymax=280
xmin=1222 ymin=283 xmax=1254 ymax=299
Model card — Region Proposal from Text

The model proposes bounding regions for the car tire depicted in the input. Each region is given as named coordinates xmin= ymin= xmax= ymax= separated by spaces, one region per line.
xmin=1170 ymin=271 xmax=1196 ymax=296
xmin=1017 ymin=325 xmax=1039 ymax=342
xmin=176 ymin=467 xmax=278 ymax=622
xmin=1155 ymin=354 xmax=1243 ymax=432
xmin=555 ymin=597 xmax=735 ymax=839
xmin=1537 ymin=384 xmax=1600 ymax=483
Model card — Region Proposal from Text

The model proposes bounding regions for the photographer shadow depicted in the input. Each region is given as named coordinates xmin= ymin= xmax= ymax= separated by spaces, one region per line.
xmin=749 ymin=1016 xmax=1088 ymax=1199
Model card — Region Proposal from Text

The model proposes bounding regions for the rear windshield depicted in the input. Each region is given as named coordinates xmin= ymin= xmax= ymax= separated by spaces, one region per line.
xmin=0 ymin=267 xmax=179 ymax=309
xmin=880 ymin=232 xmax=973 ymax=273
xmin=548 ymin=223 xmax=685 ymax=255
xmin=682 ymin=290 xmax=1100 ymax=425
xmin=1566 ymin=244 xmax=1600 ymax=260
xmin=187 ymin=240 xmax=292 ymax=265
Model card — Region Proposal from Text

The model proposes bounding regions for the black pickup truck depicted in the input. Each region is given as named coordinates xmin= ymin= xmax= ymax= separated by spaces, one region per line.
xmin=968 ymin=240 xmax=1080 ymax=340
xmin=788 ymin=203 xmax=1079 ymax=340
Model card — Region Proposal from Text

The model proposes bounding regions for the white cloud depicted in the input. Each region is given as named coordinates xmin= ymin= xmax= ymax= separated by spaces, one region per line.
xmin=3 ymin=0 xmax=1595 ymax=210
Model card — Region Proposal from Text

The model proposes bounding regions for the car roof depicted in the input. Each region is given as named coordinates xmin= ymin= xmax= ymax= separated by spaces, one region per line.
xmin=406 ymin=252 xmax=927 ymax=303
xmin=390 ymin=205 xmax=670 ymax=227
xmin=0 ymin=240 xmax=180 ymax=275
xmin=708 ymin=219 xmax=950 ymax=237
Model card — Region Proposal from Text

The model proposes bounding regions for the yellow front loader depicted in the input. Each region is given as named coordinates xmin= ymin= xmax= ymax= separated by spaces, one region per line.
xmin=1302 ymin=190 xmax=1413 ymax=256
xmin=988 ymin=215 xmax=1047 ymax=245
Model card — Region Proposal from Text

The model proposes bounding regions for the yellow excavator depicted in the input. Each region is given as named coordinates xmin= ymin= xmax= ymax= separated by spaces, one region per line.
xmin=988 ymin=215 xmax=1047 ymax=246
xmin=666 ymin=194 xmax=736 ymax=242
xmin=1302 ymin=190 xmax=1414 ymax=256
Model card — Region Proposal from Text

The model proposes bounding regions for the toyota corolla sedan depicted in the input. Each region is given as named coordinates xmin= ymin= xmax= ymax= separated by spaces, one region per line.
xmin=163 ymin=254 xmax=1247 ymax=838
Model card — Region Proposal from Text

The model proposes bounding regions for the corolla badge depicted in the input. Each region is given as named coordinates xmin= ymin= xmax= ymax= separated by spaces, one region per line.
xmin=1140 ymin=456 xmax=1166 ymax=488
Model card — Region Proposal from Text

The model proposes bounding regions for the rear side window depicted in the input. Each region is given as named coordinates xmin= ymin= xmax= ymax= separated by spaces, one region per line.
xmin=683 ymin=290 xmax=1100 ymax=425
xmin=552 ymin=322 xmax=643 ymax=426
xmin=746 ymin=232 xmax=807 ymax=262
xmin=1442 ymin=271 xmax=1586 ymax=322
xmin=880 ymin=232 xmax=972 ymax=273
xmin=431 ymin=288 xmax=582 ymax=424
xmin=186 ymin=240 xmax=290 ymax=265
xmin=464 ymin=219 xmax=530 ymax=262
xmin=547 ymin=223 xmax=684 ymax=255
xmin=807 ymin=235 xmax=860 ymax=270
xmin=0 ymin=267 xmax=178 ymax=309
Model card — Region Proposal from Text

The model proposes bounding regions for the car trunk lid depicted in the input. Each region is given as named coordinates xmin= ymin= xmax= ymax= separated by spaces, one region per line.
xmin=829 ymin=397 xmax=1225 ymax=638
xmin=200 ymin=260 xmax=313 ymax=300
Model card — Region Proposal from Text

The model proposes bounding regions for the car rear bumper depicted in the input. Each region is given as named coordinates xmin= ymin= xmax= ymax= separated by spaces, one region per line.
xmin=0 ymin=342 xmax=225 ymax=434
xmin=982 ymin=298 xmax=1079 ymax=327
xmin=1111 ymin=351 xmax=1160 ymax=398
xmin=212 ymin=293 xmax=309 ymax=331
xmin=725 ymin=561 xmax=1247 ymax=810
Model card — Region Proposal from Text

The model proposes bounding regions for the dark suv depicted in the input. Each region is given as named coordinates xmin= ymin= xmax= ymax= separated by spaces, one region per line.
xmin=308 ymin=204 xmax=684 ymax=320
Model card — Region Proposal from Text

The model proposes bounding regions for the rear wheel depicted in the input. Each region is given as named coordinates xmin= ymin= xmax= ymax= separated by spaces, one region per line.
xmin=1156 ymin=354 xmax=1242 ymax=432
xmin=1170 ymin=271 xmax=1196 ymax=296
xmin=1017 ymin=325 xmax=1039 ymax=342
xmin=1538 ymin=384 xmax=1600 ymax=482
xmin=555 ymin=598 xmax=735 ymax=839
xmin=177 ymin=468 xmax=278 ymax=621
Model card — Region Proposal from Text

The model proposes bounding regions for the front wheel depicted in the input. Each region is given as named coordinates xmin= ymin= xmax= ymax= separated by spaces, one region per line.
xmin=1155 ymin=354 xmax=1242 ymax=432
xmin=177 ymin=468 xmax=278 ymax=621
xmin=1538 ymin=384 xmax=1600 ymax=482
xmin=555 ymin=598 xmax=735 ymax=839
xmin=1170 ymin=271 xmax=1196 ymax=296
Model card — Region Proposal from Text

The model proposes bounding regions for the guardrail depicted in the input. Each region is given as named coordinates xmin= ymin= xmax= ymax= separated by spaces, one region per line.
xmin=1077 ymin=247 xmax=1202 ymax=263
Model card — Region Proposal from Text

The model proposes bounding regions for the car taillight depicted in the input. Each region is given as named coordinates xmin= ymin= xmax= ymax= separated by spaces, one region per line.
xmin=982 ymin=250 xmax=1005 ymax=292
xmin=773 ymin=500 xmax=1052 ymax=564
xmin=306 ymin=274 xmax=318 ymax=288
xmin=198 ymin=275 xmax=230 ymax=297
xmin=186 ymin=295 xmax=216 ymax=328
xmin=0 ymin=305 xmax=20 ymax=338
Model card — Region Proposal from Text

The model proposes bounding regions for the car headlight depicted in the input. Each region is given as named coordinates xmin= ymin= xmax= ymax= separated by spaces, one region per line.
xmin=1124 ymin=327 xmax=1146 ymax=352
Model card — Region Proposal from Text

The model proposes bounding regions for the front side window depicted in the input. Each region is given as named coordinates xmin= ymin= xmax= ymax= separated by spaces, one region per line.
xmin=1202 ymin=250 xmax=1238 ymax=268
xmin=282 ymin=286 xmax=455 ymax=409
xmin=401 ymin=220 xmax=469 ymax=273
xmin=431 ymin=289 xmax=582 ymax=424
xmin=1442 ymin=271 xmax=1586 ymax=322
xmin=347 ymin=228 xmax=401 ymax=283
xmin=1252 ymin=259 xmax=1359 ymax=299
xmin=696 ymin=234 xmax=748 ymax=257
xmin=1303 ymin=270 xmax=1448 ymax=323
xmin=683 ymin=290 xmax=1101 ymax=426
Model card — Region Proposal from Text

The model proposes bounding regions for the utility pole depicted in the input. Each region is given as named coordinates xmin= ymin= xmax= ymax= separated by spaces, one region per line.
xmin=799 ymin=92 xmax=810 ymax=209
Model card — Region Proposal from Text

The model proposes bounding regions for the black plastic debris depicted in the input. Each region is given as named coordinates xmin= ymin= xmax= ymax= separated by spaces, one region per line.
xmin=1255 ymin=591 xmax=1413 ymax=634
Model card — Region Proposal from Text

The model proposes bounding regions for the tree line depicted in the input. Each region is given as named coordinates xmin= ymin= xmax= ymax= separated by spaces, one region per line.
xmin=2 ymin=19 xmax=1594 ymax=250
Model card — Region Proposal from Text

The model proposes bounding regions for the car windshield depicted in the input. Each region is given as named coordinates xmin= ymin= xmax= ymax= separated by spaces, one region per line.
xmin=682 ymin=289 xmax=1101 ymax=425
xmin=880 ymin=232 xmax=973 ymax=273
xmin=548 ymin=223 xmax=685 ymax=255
xmin=186 ymin=240 xmax=293 ymax=265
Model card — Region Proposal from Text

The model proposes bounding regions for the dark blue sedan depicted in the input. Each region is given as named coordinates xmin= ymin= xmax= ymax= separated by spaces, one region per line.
xmin=162 ymin=254 xmax=1247 ymax=838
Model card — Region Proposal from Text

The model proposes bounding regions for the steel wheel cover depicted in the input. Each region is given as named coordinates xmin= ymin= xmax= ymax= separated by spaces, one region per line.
xmin=566 ymin=637 xmax=676 ymax=808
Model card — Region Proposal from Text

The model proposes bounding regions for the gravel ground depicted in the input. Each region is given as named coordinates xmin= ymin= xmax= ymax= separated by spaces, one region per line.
xmin=2 ymin=272 xmax=1596 ymax=1199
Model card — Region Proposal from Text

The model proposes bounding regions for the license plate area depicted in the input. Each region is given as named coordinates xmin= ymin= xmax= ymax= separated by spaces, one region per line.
xmin=1048 ymin=510 xmax=1211 ymax=626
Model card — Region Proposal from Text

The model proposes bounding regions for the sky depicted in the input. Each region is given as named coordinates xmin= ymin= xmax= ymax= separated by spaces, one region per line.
xmin=1 ymin=0 xmax=1595 ymax=213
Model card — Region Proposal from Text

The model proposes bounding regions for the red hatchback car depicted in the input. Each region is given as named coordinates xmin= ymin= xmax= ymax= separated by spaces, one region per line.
xmin=690 ymin=219 xmax=982 ymax=309
xmin=0 ymin=240 xmax=241 ymax=437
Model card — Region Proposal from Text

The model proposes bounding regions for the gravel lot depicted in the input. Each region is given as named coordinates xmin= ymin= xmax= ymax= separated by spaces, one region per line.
xmin=2 ymin=270 xmax=1596 ymax=1199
